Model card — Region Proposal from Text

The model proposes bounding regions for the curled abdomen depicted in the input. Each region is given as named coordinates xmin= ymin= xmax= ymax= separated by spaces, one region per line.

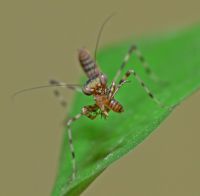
xmin=107 ymin=99 xmax=124 ymax=113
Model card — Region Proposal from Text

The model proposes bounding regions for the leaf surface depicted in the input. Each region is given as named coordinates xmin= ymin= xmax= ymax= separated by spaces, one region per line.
xmin=52 ymin=25 xmax=200 ymax=196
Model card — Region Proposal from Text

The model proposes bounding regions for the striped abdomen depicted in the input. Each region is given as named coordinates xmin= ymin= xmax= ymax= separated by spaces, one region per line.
xmin=107 ymin=99 xmax=124 ymax=113
xmin=79 ymin=48 xmax=100 ymax=79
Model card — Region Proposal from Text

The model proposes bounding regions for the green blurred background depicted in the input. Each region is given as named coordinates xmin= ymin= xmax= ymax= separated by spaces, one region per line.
xmin=0 ymin=0 xmax=200 ymax=195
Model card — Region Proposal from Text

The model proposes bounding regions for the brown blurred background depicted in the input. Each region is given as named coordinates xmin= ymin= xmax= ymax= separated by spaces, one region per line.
xmin=0 ymin=0 xmax=200 ymax=195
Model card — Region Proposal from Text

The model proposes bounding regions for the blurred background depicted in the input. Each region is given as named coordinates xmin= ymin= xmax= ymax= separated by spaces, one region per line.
xmin=0 ymin=0 xmax=200 ymax=195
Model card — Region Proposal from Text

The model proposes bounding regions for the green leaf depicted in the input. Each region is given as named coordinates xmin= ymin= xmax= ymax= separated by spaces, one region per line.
xmin=52 ymin=24 xmax=200 ymax=196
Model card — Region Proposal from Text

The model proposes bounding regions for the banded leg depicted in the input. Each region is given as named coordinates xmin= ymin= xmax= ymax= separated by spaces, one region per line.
xmin=49 ymin=79 xmax=82 ymax=108
xmin=130 ymin=45 xmax=160 ymax=82
xmin=113 ymin=45 xmax=159 ymax=83
xmin=110 ymin=70 xmax=132 ymax=98
xmin=118 ymin=69 xmax=133 ymax=85
xmin=66 ymin=105 xmax=99 ymax=180
xmin=108 ymin=82 xmax=117 ymax=99
xmin=49 ymin=79 xmax=67 ymax=107
xmin=109 ymin=82 xmax=128 ymax=99
xmin=66 ymin=113 xmax=83 ymax=180
xmin=128 ymin=69 xmax=164 ymax=107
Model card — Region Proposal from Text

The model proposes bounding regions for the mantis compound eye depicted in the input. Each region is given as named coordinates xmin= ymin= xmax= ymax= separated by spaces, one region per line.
xmin=82 ymin=86 xmax=93 ymax=95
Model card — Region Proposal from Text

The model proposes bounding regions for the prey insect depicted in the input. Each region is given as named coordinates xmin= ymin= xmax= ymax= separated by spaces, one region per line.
xmin=13 ymin=14 xmax=165 ymax=181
